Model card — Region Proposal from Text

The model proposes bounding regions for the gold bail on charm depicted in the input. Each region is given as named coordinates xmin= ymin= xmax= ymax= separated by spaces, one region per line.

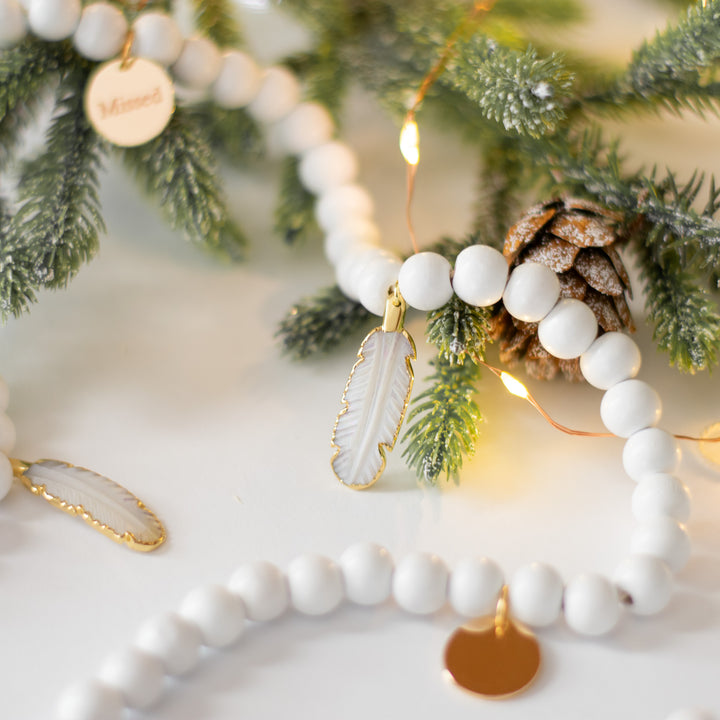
xmin=330 ymin=284 xmax=416 ymax=489
xmin=444 ymin=585 xmax=541 ymax=699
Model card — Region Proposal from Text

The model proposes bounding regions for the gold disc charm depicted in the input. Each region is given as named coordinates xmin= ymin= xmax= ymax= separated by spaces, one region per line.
xmin=84 ymin=57 xmax=175 ymax=147
xmin=444 ymin=586 xmax=541 ymax=699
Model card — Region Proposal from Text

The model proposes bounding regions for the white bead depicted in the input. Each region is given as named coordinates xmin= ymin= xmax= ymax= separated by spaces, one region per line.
xmin=298 ymin=140 xmax=358 ymax=195
xmin=97 ymin=648 xmax=164 ymax=709
xmin=247 ymin=66 xmax=301 ymax=123
xmin=324 ymin=217 xmax=380 ymax=267
xmin=336 ymin=246 xmax=392 ymax=302
xmin=632 ymin=473 xmax=690 ymax=523
xmin=357 ymin=253 xmax=402 ymax=316
xmin=538 ymin=298 xmax=598 ymax=360
xmin=28 ymin=0 xmax=81 ymax=41
xmin=614 ymin=553 xmax=673 ymax=615
xmin=56 ymin=679 xmax=123 ymax=720
xmin=631 ymin=517 xmax=691 ymax=572
xmin=227 ymin=560 xmax=288 ymax=622
xmin=132 ymin=12 xmax=183 ymax=67
xmin=580 ymin=332 xmax=642 ymax=390
xmin=0 ymin=0 xmax=27 ymax=49
xmin=0 ymin=452 xmax=13 ymax=501
xmin=452 ymin=244 xmax=509 ymax=307
xmin=316 ymin=184 xmax=375 ymax=233
xmin=665 ymin=709 xmax=714 ymax=720
xmin=600 ymin=379 xmax=662 ymax=438
xmin=340 ymin=542 xmax=394 ymax=605
xmin=502 ymin=262 xmax=560 ymax=322
xmin=211 ymin=50 xmax=262 ymax=109
xmin=134 ymin=612 xmax=202 ymax=675
xmin=72 ymin=3 xmax=127 ymax=61
xmin=0 ymin=412 xmax=16 ymax=454
xmin=287 ymin=553 xmax=344 ymax=616
xmin=398 ymin=252 xmax=453 ymax=311
xmin=0 ymin=375 xmax=8 ymax=411
xmin=623 ymin=428 xmax=681 ymax=481
xmin=276 ymin=102 xmax=334 ymax=155
xmin=449 ymin=557 xmax=504 ymax=618
xmin=393 ymin=552 xmax=448 ymax=615
xmin=172 ymin=36 xmax=222 ymax=90
xmin=179 ymin=584 xmax=245 ymax=647
xmin=508 ymin=562 xmax=563 ymax=628
xmin=563 ymin=573 xmax=620 ymax=636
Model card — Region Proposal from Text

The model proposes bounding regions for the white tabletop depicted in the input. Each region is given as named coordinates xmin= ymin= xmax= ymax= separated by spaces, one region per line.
xmin=2 ymin=3 xmax=720 ymax=719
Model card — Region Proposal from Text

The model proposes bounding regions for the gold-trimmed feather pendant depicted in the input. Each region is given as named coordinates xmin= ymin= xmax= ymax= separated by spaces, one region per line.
xmin=12 ymin=458 xmax=166 ymax=552
xmin=331 ymin=286 xmax=416 ymax=489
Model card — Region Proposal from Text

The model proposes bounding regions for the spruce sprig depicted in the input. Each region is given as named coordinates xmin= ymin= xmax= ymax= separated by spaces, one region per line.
xmin=277 ymin=285 xmax=373 ymax=359
xmin=640 ymin=241 xmax=720 ymax=372
xmin=275 ymin=157 xmax=318 ymax=245
xmin=121 ymin=109 xmax=247 ymax=261
xmin=192 ymin=0 xmax=243 ymax=47
xmin=1 ymin=67 xmax=106 ymax=320
xmin=0 ymin=38 xmax=70 ymax=167
xmin=402 ymin=355 xmax=484 ymax=485
xmin=402 ymin=295 xmax=490 ymax=484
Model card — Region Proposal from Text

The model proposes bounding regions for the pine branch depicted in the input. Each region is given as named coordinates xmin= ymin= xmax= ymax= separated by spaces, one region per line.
xmin=1 ymin=66 xmax=106 ymax=321
xmin=192 ymin=0 xmax=243 ymax=47
xmin=277 ymin=285 xmax=373 ymax=359
xmin=187 ymin=104 xmax=264 ymax=167
xmin=585 ymin=1 xmax=720 ymax=116
xmin=425 ymin=294 xmax=493 ymax=365
xmin=0 ymin=38 xmax=70 ymax=168
xmin=451 ymin=39 xmax=575 ymax=138
xmin=402 ymin=354 xmax=484 ymax=485
xmin=540 ymin=131 xmax=720 ymax=267
xmin=275 ymin=157 xmax=318 ymax=245
xmin=639 ymin=240 xmax=720 ymax=372
xmin=120 ymin=109 xmax=246 ymax=261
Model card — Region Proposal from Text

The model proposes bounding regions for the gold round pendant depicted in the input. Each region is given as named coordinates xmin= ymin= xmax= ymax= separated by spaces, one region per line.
xmin=84 ymin=58 xmax=175 ymax=147
xmin=700 ymin=422 xmax=720 ymax=467
xmin=444 ymin=614 xmax=541 ymax=699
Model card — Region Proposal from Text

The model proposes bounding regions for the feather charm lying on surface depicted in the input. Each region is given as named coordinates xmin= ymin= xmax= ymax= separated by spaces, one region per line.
xmin=332 ymin=286 xmax=416 ymax=489
xmin=13 ymin=459 xmax=166 ymax=551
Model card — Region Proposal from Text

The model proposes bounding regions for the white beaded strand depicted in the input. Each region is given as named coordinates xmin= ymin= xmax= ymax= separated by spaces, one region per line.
xmin=56 ymin=540 xmax=706 ymax=719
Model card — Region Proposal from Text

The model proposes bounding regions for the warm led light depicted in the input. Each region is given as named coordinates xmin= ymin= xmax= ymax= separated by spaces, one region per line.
xmin=400 ymin=120 xmax=420 ymax=166
xmin=500 ymin=372 xmax=529 ymax=399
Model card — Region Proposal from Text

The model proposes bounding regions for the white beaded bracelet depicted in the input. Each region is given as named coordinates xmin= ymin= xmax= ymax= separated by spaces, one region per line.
xmin=56 ymin=542 xmax=706 ymax=720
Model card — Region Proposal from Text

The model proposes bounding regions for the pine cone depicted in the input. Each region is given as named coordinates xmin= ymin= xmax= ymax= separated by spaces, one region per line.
xmin=492 ymin=198 xmax=634 ymax=382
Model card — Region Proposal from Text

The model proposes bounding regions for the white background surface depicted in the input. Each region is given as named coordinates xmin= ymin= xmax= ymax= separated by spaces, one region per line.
xmin=2 ymin=2 xmax=720 ymax=718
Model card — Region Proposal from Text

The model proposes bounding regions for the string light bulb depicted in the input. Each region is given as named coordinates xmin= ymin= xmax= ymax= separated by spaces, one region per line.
xmin=499 ymin=372 xmax=529 ymax=400
xmin=400 ymin=119 xmax=420 ymax=166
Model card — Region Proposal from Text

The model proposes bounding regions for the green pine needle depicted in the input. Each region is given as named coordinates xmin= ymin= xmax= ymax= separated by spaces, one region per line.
xmin=192 ymin=0 xmax=243 ymax=47
xmin=275 ymin=157 xmax=318 ymax=245
xmin=1 ymin=66 xmax=106 ymax=320
xmin=426 ymin=294 xmax=493 ymax=365
xmin=0 ymin=38 xmax=71 ymax=168
xmin=402 ymin=355 xmax=484 ymax=485
xmin=121 ymin=109 xmax=246 ymax=261
xmin=277 ymin=285 xmax=373 ymax=359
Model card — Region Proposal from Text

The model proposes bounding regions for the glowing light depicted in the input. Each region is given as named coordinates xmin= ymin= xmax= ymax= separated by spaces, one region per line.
xmin=500 ymin=372 xmax=529 ymax=399
xmin=400 ymin=120 xmax=420 ymax=166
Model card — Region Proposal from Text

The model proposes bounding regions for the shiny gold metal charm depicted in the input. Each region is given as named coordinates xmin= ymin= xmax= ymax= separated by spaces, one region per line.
xmin=444 ymin=586 xmax=541 ymax=699
xmin=331 ymin=285 xmax=416 ymax=489
xmin=13 ymin=458 xmax=166 ymax=552
xmin=84 ymin=51 xmax=175 ymax=147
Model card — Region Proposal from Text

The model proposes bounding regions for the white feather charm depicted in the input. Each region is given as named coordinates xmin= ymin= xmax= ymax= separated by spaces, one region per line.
xmin=331 ymin=287 xmax=416 ymax=489
xmin=14 ymin=459 xmax=166 ymax=551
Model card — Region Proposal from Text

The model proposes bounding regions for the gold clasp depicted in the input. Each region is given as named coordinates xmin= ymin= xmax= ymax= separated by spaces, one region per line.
xmin=119 ymin=28 xmax=135 ymax=70
xmin=381 ymin=284 xmax=407 ymax=333
xmin=494 ymin=585 xmax=510 ymax=638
